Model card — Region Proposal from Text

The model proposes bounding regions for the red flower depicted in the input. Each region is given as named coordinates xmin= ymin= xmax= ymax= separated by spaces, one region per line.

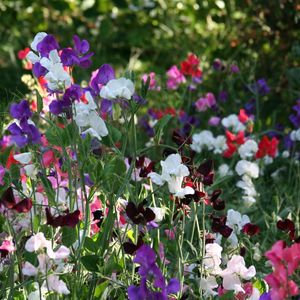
xmin=17 ymin=47 xmax=30 ymax=60
xmin=223 ymin=130 xmax=245 ymax=158
xmin=180 ymin=53 xmax=202 ymax=77
xmin=242 ymin=223 xmax=260 ymax=236
xmin=256 ymin=135 xmax=279 ymax=159
xmin=238 ymin=109 xmax=249 ymax=123
xmin=6 ymin=150 xmax=19 ymax=169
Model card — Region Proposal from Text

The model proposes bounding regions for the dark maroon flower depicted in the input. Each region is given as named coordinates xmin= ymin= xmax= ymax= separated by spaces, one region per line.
xmin=277 ymin=219 xmax=296 ymax=240
xmin=125 ymin=200 xmax=155 ymax=225
xmin=209 ymin=189 xmax=225 ymax=210
xmin=0 ymin=187 xmax=32 ymax=213
xmin=242 ymin=223 xmax=260 ymax=236
xmin=211 ymin=215 xmax=233 ymax=238
xmin=123 ymin=235 xmax=144 ymax=255
xmin=92 ymin=210 xmax=104 ymax=228
xmin=240 ymin=247 xmax=246 ymax=257
xmin=277 ymin=219 xmax=295 ymax=232
xmin=46 ymin=208 xmax=80 ymax=228
xmin=196 ymin=160 xmax=214 ymax=186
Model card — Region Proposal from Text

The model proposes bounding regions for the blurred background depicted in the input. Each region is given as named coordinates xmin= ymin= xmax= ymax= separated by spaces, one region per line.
xmin=0 ymin=0 xmax=300 ymax=115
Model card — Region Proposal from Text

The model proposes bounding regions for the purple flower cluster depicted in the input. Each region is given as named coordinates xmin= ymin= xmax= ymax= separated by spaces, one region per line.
xmin=128 ymin=244 xmax=180 ymax=300
xmin=61 ymin=35 xmax=94 ymax=69
xmin=289 ymin=99 xmax=300 ymax=128
xmin=8 ymin=100 xmax=41 ymax=147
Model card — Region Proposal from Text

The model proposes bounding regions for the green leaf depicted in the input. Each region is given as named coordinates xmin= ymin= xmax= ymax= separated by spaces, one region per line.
xmin=94 ymin=281 xmax=109 ymax=298
xmin=36 ymin=90 xmax=43 ymax=113
xmin=62 ymin=226 xmax=78 ymax=247
xmin=81 ymin=255 xmax=100 ymax=272
xmin=39 ymin=174 xmax=55 ymax=205
xmin=84 ymin=236 xmax=98 ymax=253
xmin=219 ymin=291 xmax=235 ymax=300
xmin=253 ymin=278 xmax=268 ymax=294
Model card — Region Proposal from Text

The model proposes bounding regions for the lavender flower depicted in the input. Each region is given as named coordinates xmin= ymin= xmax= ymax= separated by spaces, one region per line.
xmin=289 ymin=99 xmax=300 ymax=128
xmin=90 ymin=64 xmax=115 ymax=94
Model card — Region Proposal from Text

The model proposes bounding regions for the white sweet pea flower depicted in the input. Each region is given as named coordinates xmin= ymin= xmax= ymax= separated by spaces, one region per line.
xmin=74 ymin=92 xmax=108 ymax=140
xmin=238 ymin=139 xmax=258 ymax=159
xmin=226 ymin=209 xmax=250 ymax=247
xmin=25 ymin=232 xmax=48 ymax=252
xmin=100 ymin=77 xmax=135 ymax=100
xmin=200 ymin=276 xmax=218 ymax=297
xmin=40 ymin=50 xmax=61 ymax=70
xmin=52 ymin=246 xmax=70 ymax=260
xmin=222 ymin=114 xmax=246 ymax=132
xmin=22 ymin=262 xmax=38 ymax=276
xmin=44 ymin=63 xmax=72 ymax=91
xmin=26 ymin=51 xmax=41 ymax=64
xmin=13 ymin=152 xmax=32 ymax=164
xmin=203 ymin=243 xmax=223 ymax=274
xmin=218 ymin=164 xmax=233 ymax=177
xmin=290 ymin=128 xmax=300 ymax=141
xmin=44 ymin=274 xmax=70 ymax=295
xmin=148 ymin=154 xmax=194 ymax=198
xmin=213 ymin=135 xmax=228 ymax=154
xmin=219 ymin=255 xmax=256 ymax=294
xmin=31 ymin=32 xmax=47 ymax=51
xmin=235 ymin=160 xmax=259 ymax=179
xmin=236 ymin=176 xmax=257 ymax=197
xmin=28 ymin=282 xmax=47 ymax=300
xmin=191 ymin=130 xmax=215 ymax=153
xmin=24 ymin=164 xmax=38 ymax=178
xmin=149 ymin=207 xmax=166 ymax=222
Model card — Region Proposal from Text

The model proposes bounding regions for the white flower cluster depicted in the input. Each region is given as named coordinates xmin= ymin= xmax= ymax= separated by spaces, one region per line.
xmin=191 ymin=130 xmax=227 ymax=154
xmin=238 ymin=139 xmax=258 ymax=159
xmin=221 ymin=114 xmax=245 ymax=132
xmin=27 ymin=33 xmax=72 ymax=91
xmin=73 ymin=91 xmax=108 ymax=140
xmin=23 ymin=232 xmax=71 ymax=298
xmin=148 ymin=153 xmax=194 ymax=198
xmin=100 ymin=77 xmax=135 ymax=100
xmin=235 ymin=160 xmax=259 ymax=206
xmin=200 ymin=242 xmax=258 ymax=298
xmin=290 ymin=128 xmax=300 ymax=141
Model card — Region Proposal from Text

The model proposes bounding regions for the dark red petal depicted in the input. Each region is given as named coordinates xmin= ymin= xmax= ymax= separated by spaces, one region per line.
xmin=0 ymin=187 xmax=16 ymax=209
xmin=125 ymin=202 xmax=139 ymax=220
xmin=242 ymin=223 xmax=260 ymax=236
xmin=197 ymin=160 xmax=214 ymax=177
xmin=13 ymin=198 xmax=32 ymax=213
xmin=277 ymin=219 xmax=295 ymax=232
xmin=144 ymin=208 xmax=156 ymax=223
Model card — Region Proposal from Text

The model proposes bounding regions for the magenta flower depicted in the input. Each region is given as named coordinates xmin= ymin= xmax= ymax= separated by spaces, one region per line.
xmin=166 ymin=65 xmax=186 ymax=90
xmin=142 ymin=72 xmax=160 ymax=90
xmin=195 ymin=92 xmax=216 ymax=112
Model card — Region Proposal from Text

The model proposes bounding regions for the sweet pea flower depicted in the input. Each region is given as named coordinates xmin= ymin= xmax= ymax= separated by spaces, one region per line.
xmin=219 ymin=255 xmax=256 ymax=294
xmin=195 ymin=93 xmax=216 ymax=112
xmin=13 ymin=152 xmax=32 ymax=164
xmin=45 ymin=274 xmax=70 ymax=295
xmin=222 ymin=114 xmax=246 ymax=132
xmin=238 ymin=140 xmax=258 ymax=159
xmin=200 ymin=276 xmax=219 ymax=297
xmin=148 ymin=153 xmax=194 ymax=198
xmin=100 ymin=77 xmax=135 ymax=100
xmin=235 ymin=160 xmax=259 ymax=179
xmin=166 ymin=65 xmax=186 ymax=89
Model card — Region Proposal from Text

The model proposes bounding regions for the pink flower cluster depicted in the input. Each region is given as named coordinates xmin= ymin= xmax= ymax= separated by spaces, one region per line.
xmin=195 ymin=92 xmax=216 ymax=112
xmin=166 ymin=65 xmax=186 ymax=90
xmin=264 ymin=240 xmax=300 ymax=300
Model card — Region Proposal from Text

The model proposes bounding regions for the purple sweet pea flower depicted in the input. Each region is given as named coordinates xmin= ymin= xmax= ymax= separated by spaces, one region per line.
xmin=36 ymin=34 xmax=60 ymax=57
xmin=32 ymin=62 xmax=47 ymax=78
xmin=90 ymin=64 xmax=115 ymax=94
xmin=8 ymin=120 xmax=41 ymax=148
xmin=10 ymin=100 xmax=32 ymax=120
xmin=0 ymin=165 xmax=5 ymax=185
xmin=230 ymin=64 xmax=239 ymax=73
xmin=61 ymin=35 xmax=94 ymax=69
xmin=218 ymin=90 xmax=228 ymax=102
xmin=256 ymin=78 xmax=270 ymax=95
xmin=259 ymin=292 xmax=272 ymax=300
xmin=49 ymin=84 xmax=82 ymax=115
xmin=212 ymin=58 xmax=224 ymax=71
xmin=128 ymin=245 xmax=180 ymax=300
xmin=289 ymin=99 xmax=300 ymax=128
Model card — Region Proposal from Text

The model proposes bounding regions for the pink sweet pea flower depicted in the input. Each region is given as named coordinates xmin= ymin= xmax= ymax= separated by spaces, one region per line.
xmin=208 ymin=116 xmax=221 ymax=126
xmin=142 ymin=72 xmax=160 ymax=91
xmin=0 ymin=239 xmax=15 ymax=257
xmin=195 ymin=93 xmax=216 ymax=112
xmin=166 ymin=65 xmax=186 ymax=90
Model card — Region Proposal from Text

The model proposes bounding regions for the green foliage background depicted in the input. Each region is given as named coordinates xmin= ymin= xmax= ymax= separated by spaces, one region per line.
xmin=0 ymin=0 xmax=300 ymax=116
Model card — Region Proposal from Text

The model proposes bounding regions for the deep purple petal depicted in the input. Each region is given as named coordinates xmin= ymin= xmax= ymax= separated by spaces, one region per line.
xmin=166 ymin=278 xmax=180 ymax=294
